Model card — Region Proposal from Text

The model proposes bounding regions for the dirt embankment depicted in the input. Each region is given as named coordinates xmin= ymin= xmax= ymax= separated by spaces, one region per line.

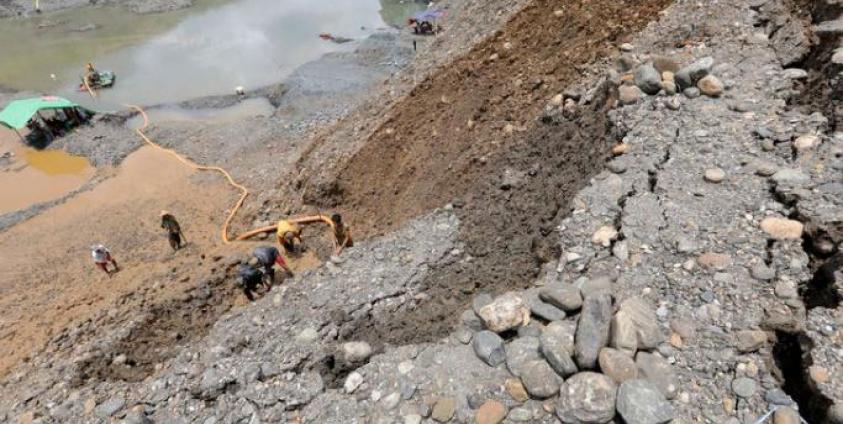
xmin=306 ymin=0 xmax=673 ymax=344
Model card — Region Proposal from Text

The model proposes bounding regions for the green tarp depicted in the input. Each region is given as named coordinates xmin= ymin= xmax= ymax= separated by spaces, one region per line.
xmin=0 ymin=96 xmax=87 ymax=130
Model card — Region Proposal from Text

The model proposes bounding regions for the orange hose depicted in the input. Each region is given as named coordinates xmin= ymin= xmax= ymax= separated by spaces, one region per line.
xmin=128 ymin=105 xmax=248 ymax=244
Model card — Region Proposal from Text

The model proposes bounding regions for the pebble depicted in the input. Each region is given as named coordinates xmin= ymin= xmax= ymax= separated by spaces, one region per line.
xmin=530 ymin=300 xmax=566 ymax=322
xmin=404 ymin=415 xmax=422 ymax=424
xmin=94 ymin=396 xmax=125 ymax=418
xmin=770 ymin=168 xmax=809 ymax=185
xmin=341 ymin=341 xmax=373 ymax=363
xmin=697 ymin=75 xmax=724 ymax=96
xmin=619 ymin=43 xmax=634 ymax=51
xmin=344 ymin=372 xmax=364 ymax=393
xmin=616 ymin=379 xmax=676 ymax=424
xmin=541 ymin=324 xmax=578 ymax=378
xmin=575 ymin=294 xmax=613 ymax=369
xmin=782 ymin=68 xmax=808 ymax=79
xmin=760 ymin=217 xmax=804 ymax=240
xmin=508 ymin=408 xmax=533 ymax=422
xmin=764 ymin=388 xmax=793 ymax=405
xmin=475 ymin=400 xmax=507 ymax=424
xmin=478 ymin=292 xmax=529 ymax=333
xmin=698 ymin=252 xmax=732 ymax=270
xmin=520 ymin=360 xmax=560 ymax=399
xmin=556 ymin=372 xmax=617 ymax=423
xmin=735 ymin=330 xmax=767 ymax=353
xmin=505 ymin=378 xmax=530 ymax=403
xmin=750 ymin=263 xmax=776 ymax=280
xmin=619 ymin=85 xmax=643 ymax=105
xmin=598 ymin=348 xmax=638 ymax=383
xmin=683 ymin=87 xmax=701 ymax=98
xmin=754 ymin=161 xmax=778 ymax=177
xmin=775 ymin=279 xmax=799 ymax=299
xmin=296 ymin=327 xmax=319 ymax=342
xmin=506 ymin=336 xmax=541 ymax=377
xmin=382 ymin=392 xmax=401 ymax=410
xmin=704 ymin=168 xmax=726 ymax=183
xmin=591 ymin=226 xmax=618 ymax=247
xmin=612 ymin=143 xmax=629 ymax=155
xmin=473 ymin=330 xmax=506 ymax=367
xmin=676 ymin=56 xmax=713 ymax=89
xmin=635 ymin=63 xmax=663 ymax=95
xmin=432 ymin=398 xmax=457 ymax=422
xmin=731 ymin=377 xmax=757 ymax=398
xmin=793 ymin=134 xmax=819 ymax=152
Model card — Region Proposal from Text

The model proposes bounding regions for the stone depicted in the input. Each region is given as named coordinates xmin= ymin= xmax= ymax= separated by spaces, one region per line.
xmin=683 ymin=87 xmax=701 ymax=98
xmin=296 ymin=327 xmax=318 ymax=342
xmin=599 ymin=348 xmax=637 ymax=383
xmin=613 ymin=240 xmax=630 ymax=261
xmin=473 ymin=293 xmax=494 ymax=315
xmin=731 ymin=377 xmax=757 ymax=398
xmin=611 ymin=310 xmax=639 ymax=355
xmin=616 ymin=297 xmax=664 ymax=350
xmin=704 ymin=168 xmax=726 ymax=183
xmin=765 ymin=388 xmax=793 ymax=405
xmin=539 ymin=283 xmax=583 ymax=312
xmin=478 ymin=292 xmax=529 ymax=333
xmin=793 ymin=134 xmax=819 ymax=152
xmin=530 ymin=300 xmax=566 ymax=321
xmin=675 ymin=56 xmax=714 ymax=89
xmin=619 ymin=85 xmax=643 ymax=105
xmin=612 ymin=143 xmax=629 ymax=155
xmin=755 ymin=161 xmax=778 ymax=177
xmin=473 ymin=330 xmax=506 ymax=367
xmin=506 ymin=336 xmax=541 ymax=376
xmin=619 ymin=43 xmax=634 ymax=52
xmin=382 ymin=392 xmax=401 ymax=410
xmin=635 ymin=64 xmax=663 ymax=95
xmin=95 ymin=396 xmax=125 ymax=418
xmin=575 ymin=294 xmax=613 ymax=369
xmin=508 ymin=408 xmax=533 ymax=422
xmin=121 ymin=411 xmax=153 ymax=424
xmin=591 ymin=226 xmax=618 ymax=247
xmin=636 ymin=352 xmax=678 ymax=399
xmin=341 ymin=341 xmax=373 ymax=363
xmin=462 ymin=309 xmax=485 ymax=331
xmin=783 ymin=68 xmax=808 ymax=79
xmin=698 ymin=252 xmax=732 ymax=270
xmin=735 ymin=330 xmax=767 ymax=353
xmin=810 ymin=365 xmax=829 ymax=384
xmin=773 ymin=407 xmax=801 ymax=424
xmin=476 ymin=400 xmax=507 ymax=424
xmin=578 ymin=276 xmax=613 ymax=297
xmin=775 ymin=279 xmax=799 ymax=299
xmin=556 ymin=372 xmax=618 ymax=424
xmin=432 ymin=398 xmax=457 ymax=422
xmin=541 ymin=323 xmax=578 ymax=378
xmin=697 ymin=75 xmax=724 ymax=97
xmin=520 ymin=360 xmax=560 ymax=399
xmin=505 ymin=378 xmax=530 ymax=402
xmin=750 ymin=263 xmax=776 ymax=280
xmin=404 ymin=415 xmax=422 ymax=424
xmin=616 ymin=379 xmax=675 ymax=424
xmin=760 ymin=218 xmax=804 ymax=240
xmin=344 ymin=371 xmax=364 ymax=393
xmin=771 ymin=168 xmax=810 ymax=185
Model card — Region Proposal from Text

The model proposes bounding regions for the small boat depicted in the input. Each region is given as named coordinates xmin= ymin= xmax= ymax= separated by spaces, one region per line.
xmin=78 ymin=70 xmax=116 ymax=91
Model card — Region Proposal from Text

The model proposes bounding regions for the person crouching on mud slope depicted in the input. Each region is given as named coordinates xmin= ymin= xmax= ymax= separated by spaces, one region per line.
xmin=160 ymin=211 xmax=185 ymax=251
xmin=252 ymin=245 xmax=293 ymax=285
xmin=237 ymin=263 xmax=270 ymax=301
xmin=276 ymin=219 xmax=303 ymax=255
xmin=329 ymin=213 xmax=353 ymax=255
xmin=91 ymin=244 xmax=119 ymax=276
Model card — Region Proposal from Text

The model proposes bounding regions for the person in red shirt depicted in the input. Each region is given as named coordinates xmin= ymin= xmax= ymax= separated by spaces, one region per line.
xmin=252 ymin=246 xmax=293 ymax=285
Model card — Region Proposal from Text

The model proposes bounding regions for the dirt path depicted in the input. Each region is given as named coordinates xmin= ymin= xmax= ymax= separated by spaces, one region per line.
xmin=0 ymin=146 xmax=235 ymax=376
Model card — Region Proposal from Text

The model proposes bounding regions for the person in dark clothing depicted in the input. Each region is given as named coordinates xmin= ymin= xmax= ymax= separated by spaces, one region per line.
xmin=237 ymin=264 xmax=269 ymax=301
xmin=160 ymin=211 xmax=185 ymax=251
xmin=252 ymin=245 xmax=293 ymax=285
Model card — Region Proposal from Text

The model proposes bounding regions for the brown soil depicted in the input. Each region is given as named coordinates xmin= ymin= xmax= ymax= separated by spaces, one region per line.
xmin=308 ymin=0 xmax=673 ymax=345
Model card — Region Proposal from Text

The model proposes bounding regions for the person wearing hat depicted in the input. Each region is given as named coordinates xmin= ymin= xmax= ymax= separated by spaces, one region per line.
xmin=160 ymin=211 xmax=185 ymax=251
xmin=91 ymin=244 xmax=119 ymax=276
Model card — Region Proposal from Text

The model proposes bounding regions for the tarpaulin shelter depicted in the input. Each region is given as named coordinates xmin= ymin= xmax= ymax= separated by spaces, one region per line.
xmin=0 ymin=96 xmax=92 ymax=143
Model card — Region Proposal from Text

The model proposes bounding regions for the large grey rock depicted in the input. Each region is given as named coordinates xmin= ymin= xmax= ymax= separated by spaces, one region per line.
xmin=616 ymin=379 xmax=675 ymax=424
xmin=598 ymin=348 xmax=637 ymax=383
xmin=541 ymin=322 xmax=578 ymax=377
xmin=520 ymin=360 xmax=561 ymax=399
xmin=636 ymin=352 xmax=679 ymax=400
xmin=478 ymin=292 xmax=529 ymax=333
xmin=675 ymin=56 xmax=714 ymax=89
xmin=473 ymin=330 xmax=506 ymax=367
xmin=772 ymin=18 xmax=811 ymax=66
xmin=575 ymin=294 xmax=613 ymax=369
xmin=540 ymin=283 xmax=583 ymax=312
xmin=635 ymin=63 xmax=662 ymax=95
xmin=732 ymin=377 xmax=757 ymax=398
xmin=195 ymin=368 xmax=234 ymax=400
xmin=556 ymin=372 xmax=618 ymax=423
xmin=771 ymin=168 xmax=809 ymax=185
xmin=506 ymin=336 xmax=541 ymax=376
xmin=473 ymin=293 xmax=494 ymax=315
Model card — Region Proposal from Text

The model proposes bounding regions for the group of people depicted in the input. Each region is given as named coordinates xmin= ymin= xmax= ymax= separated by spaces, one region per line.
xmin=90 ymin=211 xmax=353 ymax=302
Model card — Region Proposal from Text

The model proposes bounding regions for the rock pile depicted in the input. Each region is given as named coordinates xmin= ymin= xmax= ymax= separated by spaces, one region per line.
xmin=618 ymin=52 xmax=727 ymax=105
xmin=466 ymin=288 xmax=677 ymax=423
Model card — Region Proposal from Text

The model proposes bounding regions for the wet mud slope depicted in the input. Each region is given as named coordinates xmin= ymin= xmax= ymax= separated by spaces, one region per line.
xmin=320 ymin=0 xmax=673 ymax=344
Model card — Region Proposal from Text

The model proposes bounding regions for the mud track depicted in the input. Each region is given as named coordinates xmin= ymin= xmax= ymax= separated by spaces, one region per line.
xmin=312 ymin=0 xmax=673 ymax=345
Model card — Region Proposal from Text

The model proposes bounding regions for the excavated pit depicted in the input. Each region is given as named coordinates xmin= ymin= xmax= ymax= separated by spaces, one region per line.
xmin=772 ymin=330 xmax=835 ymax=423
xmin=312 ymin=0 xmax=674 ymax=347
xmin=71 ymin=275 xmax=241 ymax=385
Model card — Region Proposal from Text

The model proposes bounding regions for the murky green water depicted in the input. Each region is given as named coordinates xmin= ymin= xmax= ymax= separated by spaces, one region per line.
xmin=0 ymin=0 xmax=428 ymax=107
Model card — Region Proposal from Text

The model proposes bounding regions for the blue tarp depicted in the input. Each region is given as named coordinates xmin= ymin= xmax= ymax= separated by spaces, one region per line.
xmin=413 ymin=10 xmax=444 ymax=21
